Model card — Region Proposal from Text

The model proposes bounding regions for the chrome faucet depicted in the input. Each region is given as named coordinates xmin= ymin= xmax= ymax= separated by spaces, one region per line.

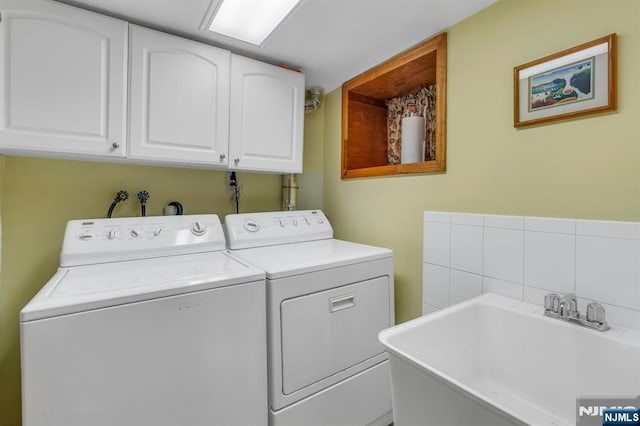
xmin=544 ymin=293 xmax=609 ymax=331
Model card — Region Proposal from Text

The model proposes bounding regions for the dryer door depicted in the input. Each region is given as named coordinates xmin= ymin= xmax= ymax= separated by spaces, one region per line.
xmin=280 ymin=276 xmax=390 ymax=394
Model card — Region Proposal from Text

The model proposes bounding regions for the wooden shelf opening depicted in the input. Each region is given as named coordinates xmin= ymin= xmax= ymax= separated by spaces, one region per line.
xmin=341 ymin=33 xmax=447 ymax=179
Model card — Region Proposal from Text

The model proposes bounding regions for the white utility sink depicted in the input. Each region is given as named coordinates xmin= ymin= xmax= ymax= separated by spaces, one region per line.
xmin=379 ymin=293 xmax=640 ymax=426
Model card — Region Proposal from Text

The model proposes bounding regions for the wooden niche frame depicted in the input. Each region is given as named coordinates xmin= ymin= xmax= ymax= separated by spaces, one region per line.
xmin=514 ymin=33 xmax=616 ymax=128
xmin=341 ymin=33 xmax=447 ymax=179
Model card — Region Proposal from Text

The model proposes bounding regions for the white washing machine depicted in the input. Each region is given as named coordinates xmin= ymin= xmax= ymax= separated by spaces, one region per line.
xmin=20 ymin=214 xmax=267 ymax=426
xmin=224 ymin=210 xmax=394 ymax=426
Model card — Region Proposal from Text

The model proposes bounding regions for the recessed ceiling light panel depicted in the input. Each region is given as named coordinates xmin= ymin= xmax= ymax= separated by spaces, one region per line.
xmin=208 ymin=0 xmax=303 ymax=46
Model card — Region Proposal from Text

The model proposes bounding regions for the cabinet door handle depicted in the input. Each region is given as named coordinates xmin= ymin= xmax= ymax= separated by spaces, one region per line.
xmin=219 ymin=154 xmax=226 ymax=161
xmin=111 ymin=142 xmax=120 ymax=149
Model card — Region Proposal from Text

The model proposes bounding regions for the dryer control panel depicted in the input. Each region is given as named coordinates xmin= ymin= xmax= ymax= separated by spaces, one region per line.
xmin=224 ymin=210 xmax=333 ymax=249
xmin=61 ymin=214 xmax=225 ymax=267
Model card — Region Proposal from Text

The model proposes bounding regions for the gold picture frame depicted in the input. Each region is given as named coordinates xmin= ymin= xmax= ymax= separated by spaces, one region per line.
xmin=514 ymin=34 xmax=616 ymax=128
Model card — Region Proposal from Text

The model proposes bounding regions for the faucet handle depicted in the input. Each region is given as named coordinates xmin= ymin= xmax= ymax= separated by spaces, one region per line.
xmin=544 ymin=293 xmax=561 ymax=313
xmin=586 ymin=302 xmax=607 ymax=324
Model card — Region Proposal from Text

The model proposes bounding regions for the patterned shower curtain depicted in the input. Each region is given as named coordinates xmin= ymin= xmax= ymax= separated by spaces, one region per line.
xmin=385 ymin=84 xmax=436 ymax=165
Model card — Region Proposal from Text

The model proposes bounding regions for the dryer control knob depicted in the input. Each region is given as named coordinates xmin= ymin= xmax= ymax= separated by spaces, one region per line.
xmin=107 ymin=229 xmax=117 ymax=240
xmin=191 ymin=221 xmax=207 ymax=236
xmin=243 ymin=220 xmax=260 ymax=233
xmin=130 ymin=229 xmax=141 ymax=238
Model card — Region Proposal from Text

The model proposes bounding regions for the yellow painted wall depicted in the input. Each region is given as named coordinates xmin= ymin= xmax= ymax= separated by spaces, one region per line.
xmin=297 ymin=105 xmax=325 ymax=210
xmin=321 ymin=0 xmax=640 ymax=325
xmin=0 ymin=156 xmax=281 ymax=425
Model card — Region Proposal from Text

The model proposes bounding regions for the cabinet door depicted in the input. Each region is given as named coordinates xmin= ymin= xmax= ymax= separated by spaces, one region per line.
xmin=0 ymin=0 xmax=127 ymax=157
xmin=229 ymin=55 xmax=304 ymax=173
xmin=128 ymin=25 xmax=230 ymax=167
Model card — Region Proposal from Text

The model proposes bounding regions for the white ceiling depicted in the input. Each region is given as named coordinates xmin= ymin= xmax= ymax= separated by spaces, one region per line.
xmin=54 ymin=0 xmax=496 ymax=92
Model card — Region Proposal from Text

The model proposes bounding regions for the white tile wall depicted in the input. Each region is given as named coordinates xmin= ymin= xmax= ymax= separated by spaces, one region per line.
xmin=524 ymin=231 xmax=575 ymax=293
xmin=423 ymin=211 xmax=640 ymax=331
xmin=451 ymin=213 xmax=483 ymax=226
xmin=423 ymin=221 xmax=450 ymax=266
xmin=450 ymin=224 xmax=483 ymax=274
xmin=483 ymin=276 xmax=523 ymax=300
xmin=483 ymin=227 xmax=524 ymax=284
xmin=484 ymin=214 xmax=524 ymax=230
xmin=450 ymin=270 xmax=482 ymax=305
xmin=577 ymin=220 xmax=640 ymax=240
xmin=422 ymin=263 xmax=449 ymax=308
xmin=523 ymin=285 xmax=548 ymax=306
xmin=525 ymin=216 xmax=575 ymax=234
xmin=422 ymin=304 xmax=439 ymax=316
xmin=575 ymin=235 xmax=640 ymax=309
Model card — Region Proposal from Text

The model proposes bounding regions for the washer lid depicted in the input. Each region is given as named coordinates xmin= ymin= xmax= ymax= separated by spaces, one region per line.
xmin=229 ymin=239 xmax=392 ymax=279
xmin=21 ymin=252 xmax=264 ymax=322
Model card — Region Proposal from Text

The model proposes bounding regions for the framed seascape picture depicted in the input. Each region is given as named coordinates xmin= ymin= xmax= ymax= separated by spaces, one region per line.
xmin=514 ymin=34 xmax=616 ymax=127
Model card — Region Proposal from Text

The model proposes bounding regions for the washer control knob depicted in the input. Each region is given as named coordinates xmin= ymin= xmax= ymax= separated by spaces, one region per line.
xmin=79 ymin=233 xmax=93 ymax=241
xmin=191 ymin=221 xmax=207 ymax=236
xmin=243 ymin=220 xmax=260 ymax=232
xmin=292 ymin=218 xmax=298 ymax=226
xmin=153 ymin=228 xmax=163 ymax=237
xmin=130 ymin=229 xmax=141 ymax=238
xmin=107 ymin=229 xmax=117 ymax=240
xmin=317 ymin=217 xmax=324 ymax=224
xmin=304 ymin=217 xmax=311 ymax=225
xmin=279 ymin=219 xmax=286 ymax=227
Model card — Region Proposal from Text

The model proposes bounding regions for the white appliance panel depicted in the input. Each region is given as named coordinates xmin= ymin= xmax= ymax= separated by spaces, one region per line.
xmin=21 ymin=251 xmax=263 ymax=321
xmin=224 ymin=210 xmax=333 ymax=249
xmin=267 ymin=258 xmax=394 ymax=411
xmin=280 ymin=276 xmax=390 ymax=394
xmin=230 ymin=239 xmax=392 ymax=279
xmin=61 ymin=214 xmax=225 ymax=266
xmin=271 ymin=362 xmax=393 ymax=426
xmin=224 ymin=210 xmax=394 ymax=423
xmin=21 ymin=280 xmax=267 ymax=426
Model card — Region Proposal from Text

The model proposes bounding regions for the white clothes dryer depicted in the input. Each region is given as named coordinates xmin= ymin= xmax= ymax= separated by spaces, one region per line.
xmin=224 ymin=210 xmax=394 ymax=426
xmin=20 ymin=214 xmax=267 ymax=426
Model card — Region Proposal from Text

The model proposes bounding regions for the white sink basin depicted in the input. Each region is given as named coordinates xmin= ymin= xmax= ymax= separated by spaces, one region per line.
xmin=379 ymin=293 xmax=640 ymax=426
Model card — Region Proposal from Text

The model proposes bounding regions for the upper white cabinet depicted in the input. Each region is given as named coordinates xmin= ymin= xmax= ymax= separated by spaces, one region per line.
xmin=229 ymin=55 xmax=304 ymax=174
xmin=0 ymin=0 xmax=127 ymax=158
xmin=0 ymin=1 xmax=305 ymax=173
xmin=128 ymin=25 xmax=230 ymax=167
